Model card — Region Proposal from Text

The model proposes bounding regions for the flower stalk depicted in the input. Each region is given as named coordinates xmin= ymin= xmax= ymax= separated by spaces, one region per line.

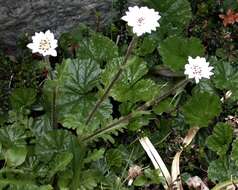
xmin=82 ymin=79 xmax=189 ymax=142
xmin=85 ymin=36 xmax=137 ymax=125
xmin=44 ymin=56 xmax=57 ymax=129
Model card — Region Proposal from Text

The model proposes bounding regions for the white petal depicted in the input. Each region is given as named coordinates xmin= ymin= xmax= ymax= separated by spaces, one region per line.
xmin=27 ymin=43 xmax=34 ymax=50
xmin=121 ymin=15 xmax=128 ymax=22
xmin=45 ymin=30 xmax=55 ymax=40
xmin=195 ymin=77 xmax=200 ymax=83
xmin=50 ymin=49 xmax=57 ymax=57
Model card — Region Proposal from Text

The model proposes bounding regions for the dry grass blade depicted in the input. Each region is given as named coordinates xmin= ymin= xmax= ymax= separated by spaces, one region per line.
xmin=139 ymin=138 xmax=160 ymax=170
xmin=171 ymin=127 xmax=199 ymax=190
xmin=171 ymin=151 xmax=183 ymax=190
xmin=139 ymin=137 xmax=172 ymax=189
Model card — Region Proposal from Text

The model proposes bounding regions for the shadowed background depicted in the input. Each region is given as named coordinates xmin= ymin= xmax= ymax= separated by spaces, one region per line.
xmin=0 ymin=0 xmax=138 ymax=48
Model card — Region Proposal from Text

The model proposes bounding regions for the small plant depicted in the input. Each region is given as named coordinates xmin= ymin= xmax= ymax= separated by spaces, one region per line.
xmin=1 ymin=0 xmax=238 ymax=189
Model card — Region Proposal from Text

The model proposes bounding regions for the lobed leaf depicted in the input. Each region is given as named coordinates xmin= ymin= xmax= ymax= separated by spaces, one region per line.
xmin=182 ymin=92 xmax=221 ymax=127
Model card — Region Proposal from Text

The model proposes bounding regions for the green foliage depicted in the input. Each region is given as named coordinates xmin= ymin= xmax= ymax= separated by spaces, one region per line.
xmin=159 ymin=36 xmax=204 ymax=71
xmin=10 ymin=88 xmax=37 ymax=111
xmin=136 ymin=36 xmax=158 ymax=56
xmin=213 ymin=60 xmax=238 ymax=100
xmin=144 ymin=0 xmax=192 ymax=37
xmin=102 ymin=56 xmax=158 ymax=103
xmin=44 ymin=58 xmax=112 ymax=129
xmin=106 ymin=149 xmax=124 ymax=169
xmin=76 ymin=34 xmax=119 ymax=62
xmin=231 ymin=140 xmax=238 ymax=166
xmin=206 ymin=123 xmax=233 ymax=156
xmin=208 ymin=158 xmax=238 ymax=183
xmin=5 ymin=146 xmax=27 ymax=167
xmin=182 ymin=92 xmax=221 ymax=127
xmin=84 ymin=149 xmax=105 ymax=164
xmin=133 ymin=169 xmax=162 ymax=186
xmin=153 ymin=98 xmax=176 ymax=115
xmin=2 ymin=0 xmax=238 ymax=189
xmin=35 ymin=130 xmax=72 ymax=162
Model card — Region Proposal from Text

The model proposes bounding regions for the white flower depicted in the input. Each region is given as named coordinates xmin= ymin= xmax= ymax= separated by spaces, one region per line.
xmin=122 ymin=6 xmax=161 ymax=36
xmin=27 ymin=30 xmax=58 ymax=57
xmin=184 ymin=56 xmax=214 ymax=83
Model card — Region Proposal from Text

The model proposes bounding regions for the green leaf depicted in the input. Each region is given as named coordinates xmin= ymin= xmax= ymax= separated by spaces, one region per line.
xmin=106 ymin=149 xmax=124 ymax=169
xmin=134 ymin=169 xmax=161 ymax=186
xmin=213 ymin=61 xmax=238 ymax=100
xmin=35 ymin=130 xmax=73 ymax=162
xmin=57 ymin=171 xmax=73 ymax=190
xmin=231 ymin=140 xmax=238 ymax=166
xmin=0 ymin=178 xmax=53 ymax=190
xmin=208 ymin=158 xmax=238 ymax=183
xmin=112 ymin=79 xmax=158 ymax=103
xmin=0 ymin=125 xmax=27 ymax=148
xmin=78 ymin=169 xmax=101 ymax=190
xmin=182 ymin=92 xmax=221 ymax=127
xmin=101 ymin=57 xmax=123 ymax=87
xmin=76 ymin=34 xmax=118 ymax=62
xmin=159 ymin=36 xmax=204 ymax=71
xmin=31 ymin=115 xmax=52 ymax=135
xmin=84 ymin=149 xmax=105 ymax=164
xmin=10 ymin=88 xmax=37 ymax=110
xmin=59 ymin=58 xmax=101 ymax=94
xmin=44 ymin=58 xmax=112 ymax=127
xmin=48 ymin=152 xmax=73 ymax=178
xmin=153 ymin=98 xmax=176 ymax=115
xmin=102 ymin=57 xmax=158 ymax=103
xmin=223 ymin=0 xmax=238 ymax=10
xmin=206 ymin=123 xmax=233 ymax=156
xmin=61 ymin=97 xmax=112 ymax=135
xmin=133 ymin=175 xmax=148 ymax=186
xmin=213 ymin=61 xmax=238 ymax=89
xmin=144 ymin=0 xmax=192 ymax=37
xmin=5 ymin=146 xmax=27 ymax=167
xmin=137 ymin=36 xmax=158 ymax=56
xmin=127 ymin=114 xmax=152 ymax=131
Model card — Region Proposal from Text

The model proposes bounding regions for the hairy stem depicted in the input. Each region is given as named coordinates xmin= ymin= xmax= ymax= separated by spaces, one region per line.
xmin=82 ymin=79 xmax=189 ymax=142
xmin=85 ymin=36 xmax=137 ymax=125
xmin=44 ymin=56 xmax=57 ymax=129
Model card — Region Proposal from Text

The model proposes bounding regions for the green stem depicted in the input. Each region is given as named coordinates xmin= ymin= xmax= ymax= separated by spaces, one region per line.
xmin=0 ymin=179 xmax=35 ymax=186
xmin=44 ymin=56 xmax=57 ymax=129
xmin=85 ymin=36 xmax=137 ymax=125
xmin=82 ymin=79 xmax=189 ymax=142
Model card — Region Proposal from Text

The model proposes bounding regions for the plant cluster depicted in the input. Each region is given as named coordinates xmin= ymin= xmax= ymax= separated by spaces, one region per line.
xmin=1 ymin=0 xmax=238 ymax=189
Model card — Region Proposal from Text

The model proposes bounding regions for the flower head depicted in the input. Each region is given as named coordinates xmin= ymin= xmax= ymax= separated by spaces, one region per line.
xmin=27 ymin=30 xmax=58 ymax=57
xmin=184 ymin=56 xmax=214 ymax=83
xmin=122 ymin=6 xmax=161 ymax=36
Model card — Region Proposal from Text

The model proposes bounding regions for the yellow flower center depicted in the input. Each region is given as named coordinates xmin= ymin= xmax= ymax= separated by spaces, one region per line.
xmin=39 ymin=39 xmax=51 ymax=52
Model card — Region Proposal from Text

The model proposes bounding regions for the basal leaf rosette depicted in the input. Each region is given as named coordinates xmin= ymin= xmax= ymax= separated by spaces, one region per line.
xmin=182 ymin=92 xmax=222 ymax=128
xmin=43 ymin=58 xmax=112 ymax=132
